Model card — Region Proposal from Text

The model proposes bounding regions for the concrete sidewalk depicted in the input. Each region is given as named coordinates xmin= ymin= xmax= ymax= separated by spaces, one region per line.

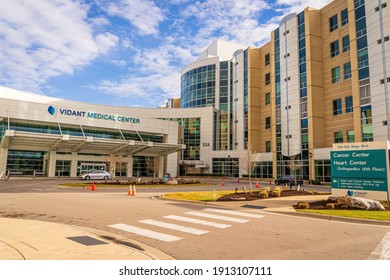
xmin=0 ymin=218 xmax=174 ymax=260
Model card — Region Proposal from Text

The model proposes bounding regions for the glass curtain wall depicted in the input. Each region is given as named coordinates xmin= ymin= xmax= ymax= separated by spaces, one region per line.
xmin=354 ymin=0 xmax=373 ymax=141
xmin=212 ymin=158 xmax=239 ymax=177
xmin=219 ymin=61 xmax=229 ymax=151
xmin=180 ymin=65 xmax=216 ymax=108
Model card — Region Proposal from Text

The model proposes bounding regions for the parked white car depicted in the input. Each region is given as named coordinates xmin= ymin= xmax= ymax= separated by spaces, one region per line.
xmin=80 ymin=170 xmax=112 ymax=180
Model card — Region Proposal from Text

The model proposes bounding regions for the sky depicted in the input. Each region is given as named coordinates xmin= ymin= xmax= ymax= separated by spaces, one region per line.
xmin=0 ymin=0 xmax=333 ymax=108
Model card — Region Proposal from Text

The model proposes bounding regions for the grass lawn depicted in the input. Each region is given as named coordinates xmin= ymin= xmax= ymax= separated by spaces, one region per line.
xmin=163 ymin=190 xmax=234 ymax=202
xmin=297 ymin=209 xmax=390 ymax=221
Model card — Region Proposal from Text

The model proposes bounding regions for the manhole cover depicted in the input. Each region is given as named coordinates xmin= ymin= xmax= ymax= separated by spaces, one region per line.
xmin=66 ymin=236 xmax=108 ymax=246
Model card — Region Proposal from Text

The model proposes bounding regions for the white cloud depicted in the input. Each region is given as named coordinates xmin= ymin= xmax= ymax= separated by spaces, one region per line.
xmin=103 ymin=0 xmax=165 ymax=36
xmin=180 ymin=0 xmax=273 ymax=48
xmin=275 ymin=0 xmax=333 ymax=14
xmin=93 ymin=43 xmax=194 ymax=103
xmin=0 ymin=0 xmax=118 ymax=92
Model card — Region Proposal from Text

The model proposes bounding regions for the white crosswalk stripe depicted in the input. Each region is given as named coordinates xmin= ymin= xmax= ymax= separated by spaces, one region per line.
xmin=203 ymin=208 xmax=265 ymax=218
xmin=368 ymin=232 xmax=390 ymax=260
xmin=108 ymin=223 xmax=182 ymax=242
xmin=139 ymin=219 xmax=209 ymax=235
xmin=163 ymin=215 xmax=231 ymax=229
xmin=185 ymin=211 xmax=249 ymax=223
xmin=108 ymin=208 xmax=266 ymax=243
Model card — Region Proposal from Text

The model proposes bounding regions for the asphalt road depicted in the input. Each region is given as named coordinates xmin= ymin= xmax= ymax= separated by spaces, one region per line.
xmin=0 ymin=178 xmax=389 ymax=260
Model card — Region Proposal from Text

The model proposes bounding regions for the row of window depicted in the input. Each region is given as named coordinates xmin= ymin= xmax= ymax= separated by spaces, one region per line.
xmin=334 ymin=130 xmax=355 ymax=143
xmin=332 ymin=62 xmax=351 ymax=83
xmin=333 ymin=96 xmax=353 ymax=116
xmin=329 ymin=8 xmax=348 ymax=33
xmin=330 ymin=35 xmax=350 ymax=57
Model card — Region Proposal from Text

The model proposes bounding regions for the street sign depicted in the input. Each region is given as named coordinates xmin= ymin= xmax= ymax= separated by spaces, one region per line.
xmin=331 ymin=142 xmax=390 ymax=200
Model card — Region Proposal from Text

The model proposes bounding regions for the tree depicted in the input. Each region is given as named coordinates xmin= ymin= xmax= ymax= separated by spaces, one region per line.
xmin=287 ymin=155 xmax=302 ymax=187
xmin=146 ymin=156 xmax=159 ymax=179
xmin=107 ymin=154 xmax=124 ymax=178
xmin=240 ymin=146 xmax=258 ymax=193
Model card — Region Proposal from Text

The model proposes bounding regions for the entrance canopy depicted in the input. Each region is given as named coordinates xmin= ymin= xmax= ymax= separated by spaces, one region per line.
xmin=1 ymin=130 xmax=185 ymax=156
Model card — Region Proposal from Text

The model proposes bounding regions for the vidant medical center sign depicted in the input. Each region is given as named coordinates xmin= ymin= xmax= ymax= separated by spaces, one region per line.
xmin=331 ymin=141 xmax=390 ymax=201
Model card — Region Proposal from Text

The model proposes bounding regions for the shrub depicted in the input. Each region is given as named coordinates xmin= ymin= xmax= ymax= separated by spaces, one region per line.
xmin=326 ymin=203 xmax=335 ymax=209
xmin=260 ymin=186 xmax=271 ymax=192
xmin=296 ymin=202 xmax=310 ymax=209
xmin=258 ymin=190 xmax=269 ymax=199
xmin=270 ymin=190 xmax=281 ymax=197
xmin=340 ymin=205 xmax=349 ymax=209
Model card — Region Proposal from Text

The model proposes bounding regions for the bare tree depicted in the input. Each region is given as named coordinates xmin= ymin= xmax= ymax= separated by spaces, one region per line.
xmin=240 ymin=146 xmax=258 ymax=193
xmin=146 ymin=156 xmax=159 ymax=179
xmin=287 ymin=155 xmax=302 ymax=186
xmin=107 ymin=154 xmax=123 ymax=178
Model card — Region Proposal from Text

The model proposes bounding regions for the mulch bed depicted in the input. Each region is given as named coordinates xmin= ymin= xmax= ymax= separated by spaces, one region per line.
xmin=217 ymin=190 xmax=320 ymax=201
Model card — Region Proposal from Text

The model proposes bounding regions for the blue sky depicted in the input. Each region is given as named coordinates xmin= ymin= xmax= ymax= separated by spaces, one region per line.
xmin=0 ymin=0 xmax=332 ymax=108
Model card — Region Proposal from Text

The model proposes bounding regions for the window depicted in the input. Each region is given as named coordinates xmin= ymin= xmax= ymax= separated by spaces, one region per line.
xmin=360 ymin=81 xmax=371 ymax=105
xmin=265 ymin=92 xmax=271 ymax=105
xmin=333 ymin=98 xmax=342 ymax=115
xmin=342 ymin=35 xmax=350 ymax=52
xmin=344 ymin=62 xmax=351 ymax=80
xmin=341 ymin=9 xmax=348 ymax=26
xmin=265 ymin=73 xmax=270 ymax=85
xmin=265 ymin=53 xmax=270 ymax=66
xmin=347 ymin=130 xmax=355 ymax=142
xmin=266 ymin=141 xmax=271 ymax=153
xmin=329 ymin=14 xmax=338 ymax=32
xmin=330 ymin=40 xmax=340 ymax=57
xmin=332 ymin=66 xmax=341 ymax=83
xmin=265 ymin=117 xmax=271 ymax=129
xmin=345 ymin=96 xmax=353 ymax=113
xmin=334 ymin=131 xmax=343 ymax=143
xmin=358 ymin=49 xmax=369 ymax=69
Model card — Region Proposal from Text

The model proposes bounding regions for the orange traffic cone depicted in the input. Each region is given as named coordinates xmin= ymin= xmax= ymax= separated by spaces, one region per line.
xmin=85 ymin=185 xmax=90 ymax=190
xmin=256 ymin=182 xmax=259 ymax=188
xmin=127 ymin=186 xmax=131 ymax=196
xmin=91 ymin=182 xmax=96 ymax=191
xmin=132 ymin=184 xmax=137 ymax=196
xmin=221 ymin=180 xmax=225 ymax=187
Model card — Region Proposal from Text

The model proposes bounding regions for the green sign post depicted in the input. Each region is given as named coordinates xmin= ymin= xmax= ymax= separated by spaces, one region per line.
xmin=331 ymin=142 xmax=390 ymax=201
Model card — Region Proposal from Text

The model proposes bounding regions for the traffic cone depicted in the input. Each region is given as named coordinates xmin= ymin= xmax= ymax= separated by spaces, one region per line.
xmin=132 ymin=184 xmax=137 ymax=196
xmin=221 ymin=180 xmax=225 ymax=187
xmin=85 ymin=185 xmax=90 ymax=190
xmin=127 ymin=186 xmax=131 ymax=196
xmin=91 ymin=182 xmax=96 ymax=191
xmin=285 ymin=183 xmax=288 ymax=190
xmin=256 ymin=182 xmax=259 ymax=188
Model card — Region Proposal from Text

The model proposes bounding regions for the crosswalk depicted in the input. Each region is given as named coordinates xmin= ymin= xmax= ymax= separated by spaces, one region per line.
xmin=108 ymin=208 xmax=265 ymax=242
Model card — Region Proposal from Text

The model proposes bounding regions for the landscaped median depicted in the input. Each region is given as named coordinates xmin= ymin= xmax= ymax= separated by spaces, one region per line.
xmin=58 ymin=178 xmax=214 ymax=189
xmin=163 ymin=188 xmax=390 ymax=222
xmin=294 ymin=197 xmax=390 ymax=221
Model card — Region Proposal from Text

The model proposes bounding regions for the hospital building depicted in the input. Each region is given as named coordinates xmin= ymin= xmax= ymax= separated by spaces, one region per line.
xmin=1 ymin=0 xmax=389 ymax=182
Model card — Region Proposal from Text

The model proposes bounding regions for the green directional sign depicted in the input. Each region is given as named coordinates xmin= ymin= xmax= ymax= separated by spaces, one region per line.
xmin=331 ymin=149 xmax=388 ymax=192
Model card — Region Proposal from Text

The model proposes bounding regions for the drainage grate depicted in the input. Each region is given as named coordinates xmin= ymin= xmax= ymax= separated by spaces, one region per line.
xmin=66 ymin=236 xmax=109 ymax=246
